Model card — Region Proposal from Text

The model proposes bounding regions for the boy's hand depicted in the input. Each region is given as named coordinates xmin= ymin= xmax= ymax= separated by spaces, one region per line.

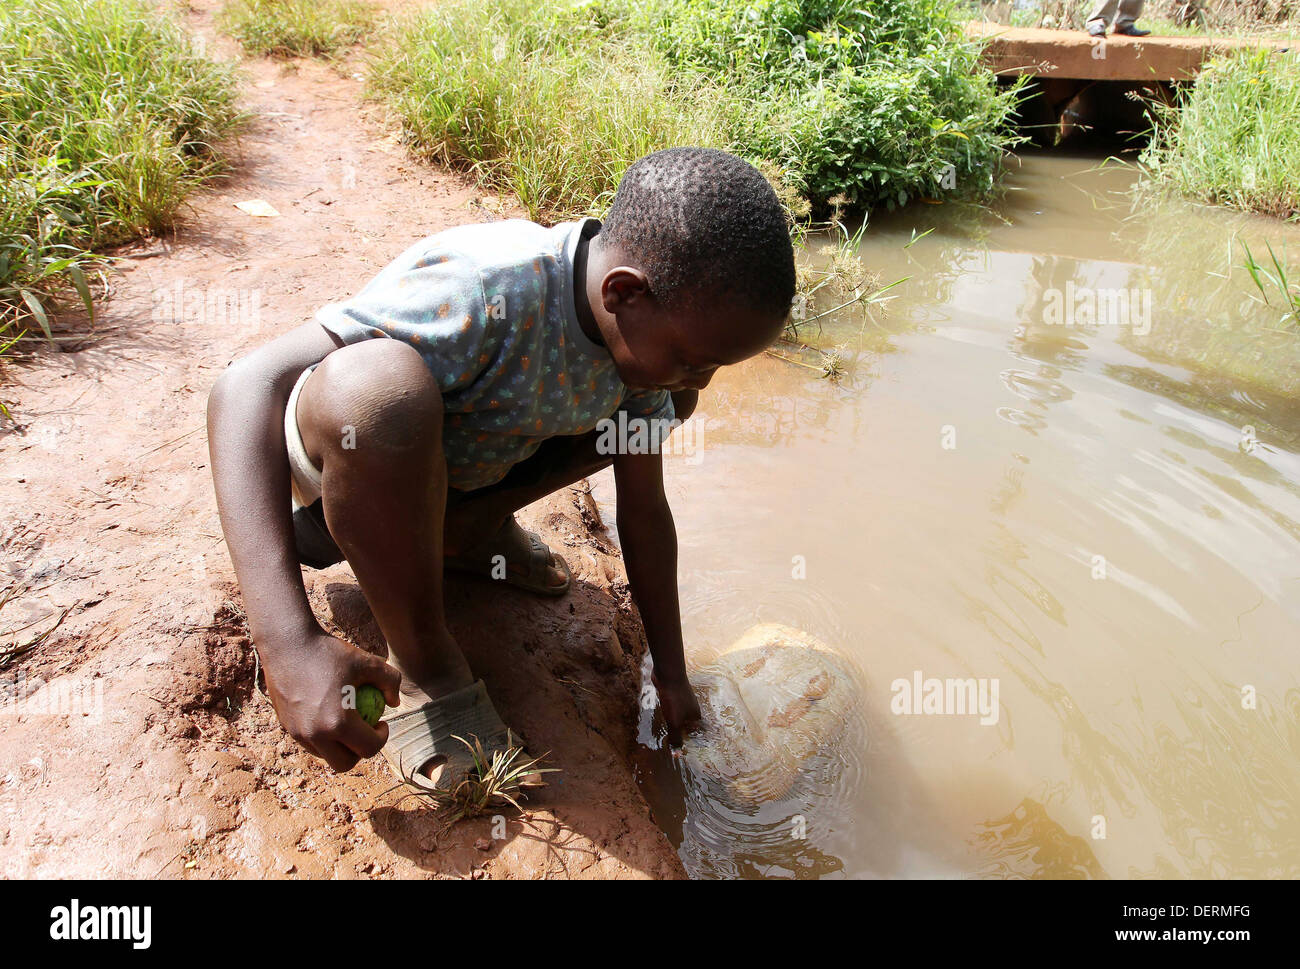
xmin=260 ymin=629 xmax=402 ymax=773
xmin=653 ymin=670 xmax=702 ymax=747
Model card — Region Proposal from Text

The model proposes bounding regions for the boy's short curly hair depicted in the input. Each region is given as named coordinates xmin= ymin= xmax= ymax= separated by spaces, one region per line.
xmin=599 ymin=147 xmax=796 ymax=321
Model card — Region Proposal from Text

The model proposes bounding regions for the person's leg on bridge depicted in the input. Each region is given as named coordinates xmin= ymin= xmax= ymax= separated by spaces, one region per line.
xmin=1086 ymin=0 xmax=1118 ymax=35
xmin=1115 ymin=0 xmax=1146 ymax=30
xmin=1087 ymin=0 xmax=1147 ymax=34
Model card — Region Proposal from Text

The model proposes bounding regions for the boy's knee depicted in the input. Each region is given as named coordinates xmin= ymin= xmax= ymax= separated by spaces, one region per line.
xmin=670 ymin=389 xmax=699 ymax=422
xmin=302 ymin=339 xmax=442 ymax=460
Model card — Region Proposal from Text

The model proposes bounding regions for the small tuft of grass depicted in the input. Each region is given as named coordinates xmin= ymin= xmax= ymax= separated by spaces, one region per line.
xmin=218 ymin=0 xmax=378 ymax=59
xmin=788 ymin=217 xmax=908 ymax=343
xmin=1241 ymin=239 xmax=1300 ymax=326
xmin=819 ymin=344 xmax=849 ymax=379
xmin=409 ymin=733 xmax=556 ymax=828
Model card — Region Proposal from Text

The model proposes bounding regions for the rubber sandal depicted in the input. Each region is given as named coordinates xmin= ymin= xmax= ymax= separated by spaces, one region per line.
xmin=445 ymin=526 xmax=571 ymax=597
xmin=381 ymin=679 xmax=522 ymax=793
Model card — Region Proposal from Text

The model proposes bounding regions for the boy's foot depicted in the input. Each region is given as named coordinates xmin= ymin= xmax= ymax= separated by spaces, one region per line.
xmin=1114 ymin=24 xmax=1150 ymax=35
xmin=444 ymin=516 xmax=571 ymax=596
xmin=1087 ymin=21 xmax=1106 ymax=36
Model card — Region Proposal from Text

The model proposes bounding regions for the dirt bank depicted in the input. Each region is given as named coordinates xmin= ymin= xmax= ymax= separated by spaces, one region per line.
xmin=0 ymin=2 xmax=684 ymax=879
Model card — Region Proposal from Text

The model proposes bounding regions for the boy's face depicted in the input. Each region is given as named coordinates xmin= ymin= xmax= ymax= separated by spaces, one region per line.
xmin=612 ymin=301 xmax=784 ymax=392
xmin=592 ymin=263 xmax=785 ymax=392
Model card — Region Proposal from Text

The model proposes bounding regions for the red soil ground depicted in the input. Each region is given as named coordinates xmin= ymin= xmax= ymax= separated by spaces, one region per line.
xmin=0 ymin=1 xmax=684 ymax=879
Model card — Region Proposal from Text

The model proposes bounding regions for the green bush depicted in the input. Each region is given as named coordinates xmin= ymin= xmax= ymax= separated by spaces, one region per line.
xmin=635 ymin=0 xmax=1019 ymax=209
xmin=370 ymin=0 xmax=1020 ymax=219
xmin=1142 ymin=49 xmax=1300 ymax=220
xmin=0 ymin=0 xmax=243 ymax=339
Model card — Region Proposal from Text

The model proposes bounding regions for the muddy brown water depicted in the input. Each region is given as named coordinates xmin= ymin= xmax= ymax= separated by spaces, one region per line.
xmin=594 ymin=152 xmax=1300 ymax=879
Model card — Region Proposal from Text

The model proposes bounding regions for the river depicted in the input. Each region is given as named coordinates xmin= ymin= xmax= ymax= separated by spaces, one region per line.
xmin=594 ymin=150 xmax=1300 ymax=879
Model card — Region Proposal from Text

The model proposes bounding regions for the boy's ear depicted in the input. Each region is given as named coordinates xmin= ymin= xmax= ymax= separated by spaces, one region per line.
xmin=600 ymin=267 xmax=652 ymax=312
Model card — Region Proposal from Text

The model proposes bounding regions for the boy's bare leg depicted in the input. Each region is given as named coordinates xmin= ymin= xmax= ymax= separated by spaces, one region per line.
xmin=296 ymin=351 xmax=694 ymax=663
xmin=295 ymin=340 xmax=473 ymax=714
xmin=443 ymin=433 xmax=612 ymax=562
xmin=443 ymin=390 xmax=699 ymax=561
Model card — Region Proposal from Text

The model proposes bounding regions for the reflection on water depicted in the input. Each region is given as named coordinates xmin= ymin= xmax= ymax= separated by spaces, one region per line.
xmin=632 ymin=739 xmax=858 ymax=879
xmin=972 ymin=798 xmax=1106 ymax=879
xmin=595 ymin=151 xmax=1300 ymax=879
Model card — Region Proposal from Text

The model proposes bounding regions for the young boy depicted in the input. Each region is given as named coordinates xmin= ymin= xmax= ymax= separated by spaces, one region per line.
xmin=206 ymin=147 xmax=796 ymax=792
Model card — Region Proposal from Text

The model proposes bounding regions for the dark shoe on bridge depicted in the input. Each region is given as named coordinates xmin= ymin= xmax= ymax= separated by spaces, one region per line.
xmin=1114 ymin=24 xmax=1151 ymax=35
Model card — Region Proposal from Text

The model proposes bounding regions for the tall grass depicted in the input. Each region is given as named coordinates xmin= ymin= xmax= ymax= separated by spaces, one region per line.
xmin=369 ymin=0 xmax=739 ymax=220
xmin=369 ymin=0 xmax=1020 ymax=220
xmin=0 ymin=0 xmax=244 ymax=347
xmin=218 ymin=0 xmax=378 ymax=58
xmin=1141 ymin=49 xmax=1300 ymax=219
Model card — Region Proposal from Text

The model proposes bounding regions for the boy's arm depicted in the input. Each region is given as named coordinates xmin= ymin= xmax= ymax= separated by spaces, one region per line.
xmin=612 ymin=448 xmax=702 ymax=745
xmin=206 ymin=322 xmax=401 ymax=770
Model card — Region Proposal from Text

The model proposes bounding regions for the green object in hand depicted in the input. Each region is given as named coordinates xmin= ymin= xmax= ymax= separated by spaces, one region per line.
xmin=356 ymin=684 xmax=386 ymax=727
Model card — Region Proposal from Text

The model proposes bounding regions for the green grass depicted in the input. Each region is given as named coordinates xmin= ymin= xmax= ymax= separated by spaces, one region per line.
xmin=0 ymin=0 xmax=243 ymax=352
xmin=1141 ymin=49 xmax=1300 ymax=220
xmin=369 ymin=0 xmax=1021 ymax=221
xmin=218 ymin=0 xmax=378 ymax=58
xmin=1126 ymin=212 xmax=1300 ymax=398
xmin=369 ymin=0 xmax=739 ymax=221
xmin=418 ymin=733 xmax=555 ymax=827
xmin=1241 ymin=239 xmax=1300 ymax=324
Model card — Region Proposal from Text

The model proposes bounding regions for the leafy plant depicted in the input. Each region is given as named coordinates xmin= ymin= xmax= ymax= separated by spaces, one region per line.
xmin=369 ymin=0 xmax=738 ymax=221
xmin=630 ymin=0 xmax=1024 ymax=211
